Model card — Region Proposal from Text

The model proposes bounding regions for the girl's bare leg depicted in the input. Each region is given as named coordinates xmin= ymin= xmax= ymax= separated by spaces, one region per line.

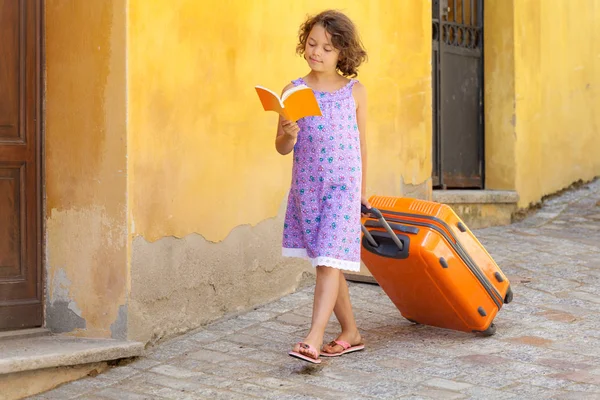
xmin=322 ymin=271 xmax=362 ymax=354
xmin=292 ymin=265 xmax=340 ymax=359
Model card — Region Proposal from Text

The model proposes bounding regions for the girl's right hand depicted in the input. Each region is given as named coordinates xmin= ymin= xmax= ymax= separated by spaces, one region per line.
xmin=281 ymin=119 xmax=300 ymax=139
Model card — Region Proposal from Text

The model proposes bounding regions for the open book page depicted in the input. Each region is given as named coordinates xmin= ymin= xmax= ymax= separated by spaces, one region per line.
xmin=282 ymin=88 xmax=322 ymax=121
xmin=255 ymin=85 xmax=287 ymax=108
xmin=255 ymin=84 xmax=321 ymax=121
xmin=281 ymin=84 xmax=310 ymax=102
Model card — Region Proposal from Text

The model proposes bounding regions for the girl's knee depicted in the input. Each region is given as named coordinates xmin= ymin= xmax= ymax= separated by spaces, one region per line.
xmin=316 ymin=265 xmax=342 ymax=276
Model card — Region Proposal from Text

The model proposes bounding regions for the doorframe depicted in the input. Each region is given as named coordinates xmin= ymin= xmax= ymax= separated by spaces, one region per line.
xmin=479 ymin=0 xmax=486 ymax=190
xmin=431 ymin=0 xmax=486 ymax=190
xmin=38 ymin=0 xmax=46 ymax=329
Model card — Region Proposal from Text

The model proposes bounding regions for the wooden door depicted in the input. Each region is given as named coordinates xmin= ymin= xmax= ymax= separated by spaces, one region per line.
xmin=0 ymin=0 xmax=43 ymax=330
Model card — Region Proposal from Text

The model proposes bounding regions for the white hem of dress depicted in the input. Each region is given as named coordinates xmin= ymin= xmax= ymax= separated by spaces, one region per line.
xmin=282 ymin=248 xmax=361 ymax=272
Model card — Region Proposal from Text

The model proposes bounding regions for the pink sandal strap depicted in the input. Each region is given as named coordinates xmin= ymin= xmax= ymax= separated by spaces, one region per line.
xmin=333 ymin=340 xmax=351 ymax=350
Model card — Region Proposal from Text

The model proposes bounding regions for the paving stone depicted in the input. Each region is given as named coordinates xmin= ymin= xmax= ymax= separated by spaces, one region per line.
xmin=351 ymin=379 xmax=416 ymax=399
xmin=536 ymin=358 xmax=596 ymax=371
xmin=95 ymin=379 xmax=178 ymax=399
xmin=262 ymin=395 xmax=325 ymax=400
xmin=200 ymin=363 xmax=261 ymax=381
xmin=187 ymin=329 xmax=221 ymax=343
xmin=130 ymin=373 xmax=245 ymax=399
xmin=187 ymin=372 xmax=235 ymax=389
xmin=562 ymin=382 xmax=600 ymax=393
xmin=568 ymin=291 xmax=600 ymax=305
xmin=149 ymin=364 xmax=205 ymax=379
xmin=422 ymin=378 xmax=472 ymax=391
xmin=549 ymin=392 xmax=600 ymax=400
xmin=457 ymin=370 xmax=517 ymax=389
xmin=275 ymin=313 xmax=312 ymax=326
xmin=412 ymin=365 xmax=466 ymax=380
xmin=94 ymin=388 xmax=156 ymax=400
xmin=146 ymin=338 xmax=207 ymax=361
xmin=552 ymin=370 xmax=600 ymax=385
xmin=238 ymin=326 xmax=295 ymax=344
xmin=200 ymin=340 xmax=258 ymax=356
xmin=128 ymin=357 xmax=162 ymax=371
xmin=30 ymin=385 xmax=89 ymax=399
xmin=411 ymin=387 xmax=467 ymax=399
xmin=260 ymin=321 xmax=305 ymax=334
xmin=535 ymin=309 xmax=580 ymax=323
xmin=59 ymin=376 xmax=117 ymax=391
xmin=505 ymin=382 xmax=564 ymax=397
xmin=519 ymin=374 xmax=573 ymax=389
xmin=187 ymin=348 xmax=237 ymax=363
xmin=96 ymin=366 xmax=140 ymax=382
xmin=242 ymin=348 xmax=291 ymax=365
xmin=236 ymin=310 xmax=280 ymax=322
xmin=246 ymin=376 xmax=302 ymax=391
xmin=227 ymin=382 xmax=289 ymax=399
xmin=257 ymin=301 xmax=297 ymax=314
xmin=462 ymin=386 xmax=519 ymax=399
xmin=203 ymin=316 xmax=258 ymax=334
xmin=505 ymin=335 xmax=555 ymax=346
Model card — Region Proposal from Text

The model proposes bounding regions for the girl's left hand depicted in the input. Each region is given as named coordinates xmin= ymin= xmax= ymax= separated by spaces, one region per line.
xmin=361 ymin=195 xmax=371 ymax=214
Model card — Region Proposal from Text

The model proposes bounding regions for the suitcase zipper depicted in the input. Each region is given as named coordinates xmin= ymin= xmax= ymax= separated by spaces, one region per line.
xmin=375 ymin=214 xmax=504 ymax=309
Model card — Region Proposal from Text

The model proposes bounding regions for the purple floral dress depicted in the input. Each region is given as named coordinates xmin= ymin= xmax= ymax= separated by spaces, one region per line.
xmin=282 ymin=77 xmax=362 ymax=272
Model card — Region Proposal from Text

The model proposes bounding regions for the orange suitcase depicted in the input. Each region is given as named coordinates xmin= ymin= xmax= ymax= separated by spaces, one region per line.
xmin=360 ymin=196 xmax=513 ymax=335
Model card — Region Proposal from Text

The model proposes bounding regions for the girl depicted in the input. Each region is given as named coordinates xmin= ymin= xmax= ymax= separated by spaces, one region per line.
xmin=275 ymin=9 xmax=370 ymax=364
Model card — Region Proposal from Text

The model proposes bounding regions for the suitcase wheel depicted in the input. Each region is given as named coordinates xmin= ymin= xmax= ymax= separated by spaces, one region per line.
xmin=475 ymin=323 xmax=497 ymax=337
xmin=405 ymin=317 xmax=420 ymax=325
xmin=504 ymin=286 xmax=514 ymax=304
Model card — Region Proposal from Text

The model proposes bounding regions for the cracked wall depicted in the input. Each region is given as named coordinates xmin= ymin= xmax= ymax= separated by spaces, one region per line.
xmin=128 ymin=202 xmax=310 ymax=343
xmin=45 ymin=0 xmax=128 ymax=338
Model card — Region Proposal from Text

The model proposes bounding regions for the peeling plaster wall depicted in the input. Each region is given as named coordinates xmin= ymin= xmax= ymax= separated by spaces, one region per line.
xmin=126 ymin=0 xmax=431 ymax=342
xmin=128 ymin=202 xmax=309 ymax=344
xmin=45 ymin=0 xmax=128 ymax=338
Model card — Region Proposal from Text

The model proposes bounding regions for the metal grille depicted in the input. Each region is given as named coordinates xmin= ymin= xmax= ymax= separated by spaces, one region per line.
xmin=432 ymin=0 xmax=484 ymax=189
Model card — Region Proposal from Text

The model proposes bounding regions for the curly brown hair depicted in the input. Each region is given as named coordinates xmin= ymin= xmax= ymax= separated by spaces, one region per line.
xmin=296 ymin=10 xmax=367 ymax=78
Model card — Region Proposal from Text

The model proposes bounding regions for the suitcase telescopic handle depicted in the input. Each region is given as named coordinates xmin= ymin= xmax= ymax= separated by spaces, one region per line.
xmin=361 ymin=205 xmax=404 ymax=251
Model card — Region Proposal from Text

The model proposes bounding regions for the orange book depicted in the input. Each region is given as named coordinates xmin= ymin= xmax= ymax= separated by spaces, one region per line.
xmin=255 ymin=84 xmax=322 ymax=121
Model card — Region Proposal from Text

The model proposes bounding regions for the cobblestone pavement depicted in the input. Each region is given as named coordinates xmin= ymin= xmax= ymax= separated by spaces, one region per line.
xmin=32 ymin=179 xmax=600 ymax=399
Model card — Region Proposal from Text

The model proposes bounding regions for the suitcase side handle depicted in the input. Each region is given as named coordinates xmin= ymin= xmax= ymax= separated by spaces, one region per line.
xmin=361 ymin=205 xmax=404 ymax=251
xmin=364 ymin=220 xmax=420 ymax=235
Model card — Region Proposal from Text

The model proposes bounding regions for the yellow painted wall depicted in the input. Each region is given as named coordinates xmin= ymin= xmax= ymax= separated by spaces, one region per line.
xmin=484 ymin=0 xmax=517 ymax=190
xmin=45 ymin=0 xmax=128 ymax=338
xmin=513 ymin=0 xmax=600 ymax=207
xmin=127 ymin=0 xmax=432 ymax=243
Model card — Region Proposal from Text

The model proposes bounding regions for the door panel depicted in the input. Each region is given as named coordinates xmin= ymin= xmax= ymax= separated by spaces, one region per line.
xmin=0 ymin=1 xmax=21 ymax=142
xmin=0 ymin=0 xmax=43 ymax=330
xmin=441 ymin=48 xmax=482 ymax=187
xmin=0 ymin=165 xmax=23 ymax=278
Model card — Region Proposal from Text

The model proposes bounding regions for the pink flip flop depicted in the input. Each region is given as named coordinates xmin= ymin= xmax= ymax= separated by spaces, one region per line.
xmin=289 ymin=342 xmax=322 ymax=364
xmin=320 ymin=340 xmax=365 ymax=357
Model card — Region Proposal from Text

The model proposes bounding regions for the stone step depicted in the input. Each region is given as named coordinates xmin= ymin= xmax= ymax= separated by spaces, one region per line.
xmin=0 ymin=334 xmax=144 ymax=399
xmin=0 ymin=334 xmax=144 ymax=375
xmin=432 ymin=189 xmax=519 ymax=205
xmin=432 ymin=190 xmax=519 ymax=229
xmin=0 ymin=328 xmax=51 ymax=341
